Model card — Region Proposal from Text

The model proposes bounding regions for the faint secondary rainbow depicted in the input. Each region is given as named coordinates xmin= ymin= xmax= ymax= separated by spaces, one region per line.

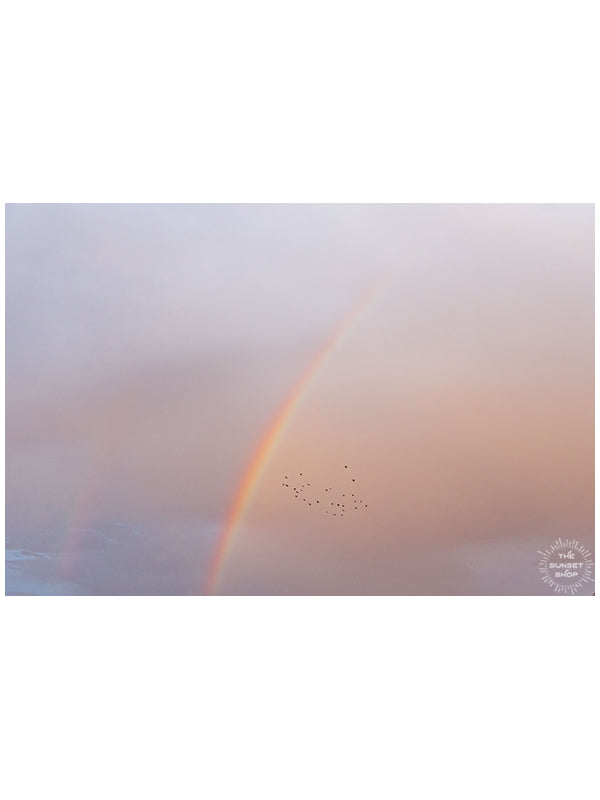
xmin=204 ymin=280 xmax=384 ymax=594
xmin=60 ymin=403 xmax=125 ymax=578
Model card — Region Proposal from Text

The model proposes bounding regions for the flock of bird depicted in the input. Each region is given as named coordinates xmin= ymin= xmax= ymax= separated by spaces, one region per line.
xmin=281 ymin=465 xmax=368 ymax=517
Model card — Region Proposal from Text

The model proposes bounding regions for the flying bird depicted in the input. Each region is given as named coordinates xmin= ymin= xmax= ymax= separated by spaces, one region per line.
xmin=280 ymin=465 xmax=369 ymax=519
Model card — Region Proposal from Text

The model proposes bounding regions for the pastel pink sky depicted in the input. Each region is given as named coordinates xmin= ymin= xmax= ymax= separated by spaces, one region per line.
xmin=5 ymin=204 xmax=594 ymax=594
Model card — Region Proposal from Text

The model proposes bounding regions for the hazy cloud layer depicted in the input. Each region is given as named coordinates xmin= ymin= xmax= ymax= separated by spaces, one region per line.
xmin=5 ymin=204 xmax=594 ymax=594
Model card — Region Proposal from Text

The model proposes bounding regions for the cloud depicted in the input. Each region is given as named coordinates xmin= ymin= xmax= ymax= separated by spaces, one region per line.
xmin=5 ymin=204 xmax=594 ymax=593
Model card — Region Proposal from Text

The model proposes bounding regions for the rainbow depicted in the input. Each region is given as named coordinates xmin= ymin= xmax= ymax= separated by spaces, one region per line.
xmin=60 ymin=405 xmax=124 ymax=578
xmin=204 ymin=280 xmax=384 ymax=594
